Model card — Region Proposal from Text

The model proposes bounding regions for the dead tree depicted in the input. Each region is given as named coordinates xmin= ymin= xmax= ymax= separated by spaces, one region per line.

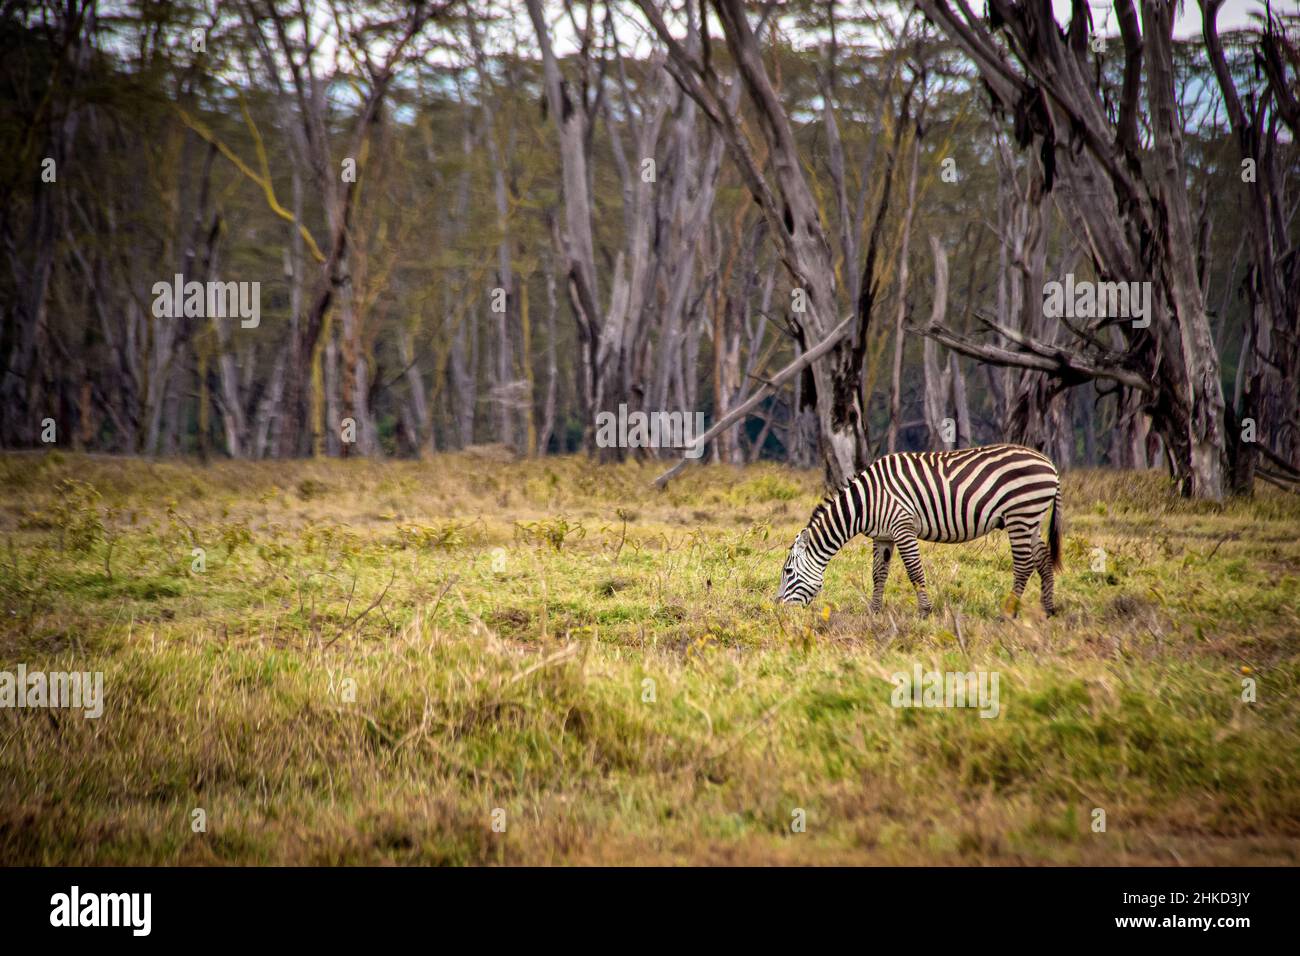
xmin=1201 ymin=3 xmax=1300 ymax=493
xmin=239 ymin=0 xmax=440 ymax=457
xmin=527 ymin=0 xmax=668 ymax=455
xmin=638 ymin=0 xmax=924 ymax=486
xmin=914 ymin=0 xmax=1230 ymax=499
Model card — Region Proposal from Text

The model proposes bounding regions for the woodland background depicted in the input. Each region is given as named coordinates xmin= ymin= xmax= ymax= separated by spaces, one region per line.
xmin=1 ymin=0 xmax=1297 ymax=500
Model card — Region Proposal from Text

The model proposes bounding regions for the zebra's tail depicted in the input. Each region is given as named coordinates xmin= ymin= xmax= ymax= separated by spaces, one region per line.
xmin=1048 ymin=484 xmax=1063 ymax=572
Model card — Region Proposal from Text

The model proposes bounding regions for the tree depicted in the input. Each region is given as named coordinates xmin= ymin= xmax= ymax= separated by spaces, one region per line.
xmin=1201 ymin=3 xmax=1300 ymax=493
xmin=914 ymin=0 xmax=1229 ymax=498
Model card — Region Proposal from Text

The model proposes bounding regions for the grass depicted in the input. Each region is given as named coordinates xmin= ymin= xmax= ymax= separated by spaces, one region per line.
xmin=1 ymin=449 xmax=1298 ymax=865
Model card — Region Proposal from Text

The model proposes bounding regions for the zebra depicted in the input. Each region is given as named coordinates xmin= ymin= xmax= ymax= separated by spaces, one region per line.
xmin=776 ymin=444 xmax=1063 ymax=616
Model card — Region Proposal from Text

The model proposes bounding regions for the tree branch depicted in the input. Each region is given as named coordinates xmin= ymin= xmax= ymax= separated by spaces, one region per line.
xmin=911 ymin=321 xmax=1151 ymax=392
xmin=652 ymin=312 xmax=856 ymax=488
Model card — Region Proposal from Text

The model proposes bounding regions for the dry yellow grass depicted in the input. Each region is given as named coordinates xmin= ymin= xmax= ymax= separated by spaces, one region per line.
xmin=1 ymin=450 xmax=1298 ymax=864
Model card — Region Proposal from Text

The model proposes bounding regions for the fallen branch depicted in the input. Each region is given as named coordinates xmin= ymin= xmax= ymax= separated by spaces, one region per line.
xmin=1256 ymin=443 xmax=1300 ymax=479
xmin=324 ymin=567 xmax=397 ymax=649
xmin=1258 ymin=467 xmax=1300 ymax=494
xmin=652 ymin=311 xmax=856 ymax=488
xmin=506 ymin=642 xmax=582 ymax=686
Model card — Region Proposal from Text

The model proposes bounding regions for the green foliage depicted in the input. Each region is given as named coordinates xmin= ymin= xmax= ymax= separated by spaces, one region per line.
xmin=728 ymin=474 xmax=801 ymax=504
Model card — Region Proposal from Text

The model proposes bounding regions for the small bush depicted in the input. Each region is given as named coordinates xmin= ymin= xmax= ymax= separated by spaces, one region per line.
xmin=393 ymin=520 xmax=475 ymax=551
xmin=20 ymin=478 xmax=104 ymax=553
xmin=296 ymin=478 xmax=329 ymax=501
xmin=515 ymin=515 xmax=586 ymax=552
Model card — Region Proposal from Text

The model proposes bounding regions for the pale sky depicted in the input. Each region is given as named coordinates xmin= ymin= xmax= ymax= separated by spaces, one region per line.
xmin=535 ymin=0 xmax=1272 ymax=59
xmin=105 ymin=1 xmax=1273 ymax=86
xmin=1054 ymin=0 xmax=1263 ymax=39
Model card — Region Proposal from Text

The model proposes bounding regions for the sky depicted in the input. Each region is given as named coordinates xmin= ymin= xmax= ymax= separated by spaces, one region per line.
xmin=97 ymin=1 xmax=1273 ymax=87
xmin=1053 ymin=0 xmax=1264 ymax=39
xmin=532 ymin=0 xmax=1273 ymax=60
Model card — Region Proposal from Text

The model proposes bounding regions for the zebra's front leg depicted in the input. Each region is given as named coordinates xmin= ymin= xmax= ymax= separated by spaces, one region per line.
xmin=892 ymin=529 xmax=932 ymax=617
xmin=869 ymin=538 xmax=893 ymax=613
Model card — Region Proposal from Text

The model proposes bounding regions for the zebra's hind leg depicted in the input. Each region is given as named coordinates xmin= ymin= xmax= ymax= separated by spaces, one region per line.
xmin=869 ymin=538 xmax=893 ymax=613
xmin=1035 ymin=539 xmax=1058 ymax=617
xmin=1006 ymin=520 xmax=1038 ymax=616
xmin=892 ymin=529 xmax=932 ymax=617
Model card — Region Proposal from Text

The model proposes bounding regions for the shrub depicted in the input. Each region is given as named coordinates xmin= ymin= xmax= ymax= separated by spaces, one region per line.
xmin=515 ymin=515 xmax=586 ymax=552
xmin=20 ymin=478 xmax=104 ymax=553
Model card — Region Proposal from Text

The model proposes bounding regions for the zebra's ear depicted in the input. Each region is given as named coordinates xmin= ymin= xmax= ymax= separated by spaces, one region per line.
xmin=794 ymin=529 xmax=809 ymax=549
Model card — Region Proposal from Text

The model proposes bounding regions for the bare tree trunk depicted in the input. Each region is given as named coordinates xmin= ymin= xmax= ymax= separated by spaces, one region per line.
xmin=468 ymin=17 xmax=518 ymax=450
xmin=949 ymin=352 xmax=971 ymax=448
xmin=888 ymin=132 xmax=922 ymax=453
xmin=921 ymin=238 xmax=952 ymax=450
xmin=1202 ymin=0 xmax=1300 ymax=492
xmin=324 ymin=334 xmax=341 ymax=457
xmin=526 ymin=0 xmax=604 ymax=448
xmin=252 ymin=352 xmax=285 ymax=459
xmin=539 ymin=262 xmax=559 ymax=455
xmin=638 ymin=0 xmax=870 ymax=486
xmin=1143 ymin=0 xmax=1225 ymax=499
xmin=397 ymin=325 xmax=433 ymax=457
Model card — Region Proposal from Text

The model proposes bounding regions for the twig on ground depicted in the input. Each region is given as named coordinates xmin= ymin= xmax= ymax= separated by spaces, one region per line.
xmin=324 ymin=567 xmax=397 ymax=649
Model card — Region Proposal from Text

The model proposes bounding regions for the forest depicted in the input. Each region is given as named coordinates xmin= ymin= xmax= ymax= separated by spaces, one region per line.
xmin=2 ymin=0 xmax=1297 ymax=500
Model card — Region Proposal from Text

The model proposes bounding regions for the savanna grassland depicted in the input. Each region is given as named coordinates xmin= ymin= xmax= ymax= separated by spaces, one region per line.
xmin=1 ymin=449 xmax=1298 ymax=865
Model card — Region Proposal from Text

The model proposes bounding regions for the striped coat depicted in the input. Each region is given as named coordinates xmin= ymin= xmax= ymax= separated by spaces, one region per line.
xmin=777 ymin=444 xmax=1063 ymax=615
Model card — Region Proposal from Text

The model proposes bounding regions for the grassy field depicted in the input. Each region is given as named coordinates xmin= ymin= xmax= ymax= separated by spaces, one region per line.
xmin=1 ymin=449 xmax=1298 ymax=865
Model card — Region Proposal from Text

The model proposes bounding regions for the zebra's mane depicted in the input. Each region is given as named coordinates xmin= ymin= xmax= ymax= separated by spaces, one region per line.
xmin=806 ymin=480 xmax=853 ymax=530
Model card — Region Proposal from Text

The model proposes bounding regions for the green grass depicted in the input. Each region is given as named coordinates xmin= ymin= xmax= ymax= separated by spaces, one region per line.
xmin=1 ymin=450 xmax=1298 ymax=864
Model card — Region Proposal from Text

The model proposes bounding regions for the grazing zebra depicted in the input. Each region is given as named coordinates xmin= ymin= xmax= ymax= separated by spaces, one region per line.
xmin=776 ymin=444 xmax=1063 ymax=616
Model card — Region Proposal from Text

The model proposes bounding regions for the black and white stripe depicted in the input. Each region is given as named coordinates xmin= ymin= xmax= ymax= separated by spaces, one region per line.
xmin=777 ymin=444 xmax=1064 ymax=615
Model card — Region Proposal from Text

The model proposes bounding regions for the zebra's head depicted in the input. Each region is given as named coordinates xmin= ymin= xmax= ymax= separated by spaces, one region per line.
xmin=777 ymin=529 xmax=823 ymax=605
